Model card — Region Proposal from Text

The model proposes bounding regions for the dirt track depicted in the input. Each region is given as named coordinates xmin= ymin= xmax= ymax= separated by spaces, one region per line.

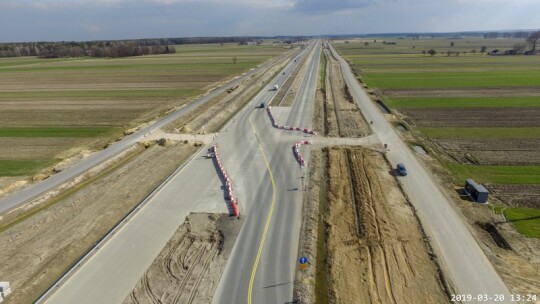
xmin=124 ymin=213 xmax=242 ymax=304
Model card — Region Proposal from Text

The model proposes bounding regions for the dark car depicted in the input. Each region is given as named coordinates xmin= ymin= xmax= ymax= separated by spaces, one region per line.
xmin=397 ymin=163 xmax=407 ymax=176
xmin=259 ymin=102 xmax=265 ymax=108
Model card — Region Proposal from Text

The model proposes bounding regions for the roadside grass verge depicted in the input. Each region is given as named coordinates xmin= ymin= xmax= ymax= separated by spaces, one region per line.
xmin=0 ymin=159 xmax=55 ymax=176
xmin=387 ymin=97 xmax=540 ymax=108
xmin=505 ymin=208 xmax=540 ymax=238
xmin=419 ymin=127 xmax=540 ymax=139
xmin=444 ymin=163 xmax=540 ymax=184
xmin=0 ymin=127 xmax=118 ymax=138
xmin=494 ymin=207 xmax=540 ymax=238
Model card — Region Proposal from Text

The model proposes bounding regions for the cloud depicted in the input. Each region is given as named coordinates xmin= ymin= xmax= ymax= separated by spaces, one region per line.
xmin=86 ymin=24 xmax=105 ymax=34
xmin=293 ymin=0 xmax=376 ymax=13
xmin=0 ymin=0 xmax=539 ymax=42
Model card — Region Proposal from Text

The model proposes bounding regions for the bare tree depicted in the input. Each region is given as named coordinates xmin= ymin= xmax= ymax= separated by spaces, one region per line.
xmin=471 ymin=49 xmax=477 ymax=55
xmin=526 ymin=31 xmax=540 ymax=52
xmin=232 ymin=56 xmax=238 ymax=64
xmin=422 ymin=50 xmax=426 ymax=56
xmin=480 ymin=46 xmax=487 ymax=54
xmin=450 ymin=42 xmax=455 ymax=47
xmin=428 ymin=49 xmax=436 ymax=56
xmin=364 ymin=42 xmax=369 ymax=48
xmin=513 ymin=43 xmax=527 ymax=54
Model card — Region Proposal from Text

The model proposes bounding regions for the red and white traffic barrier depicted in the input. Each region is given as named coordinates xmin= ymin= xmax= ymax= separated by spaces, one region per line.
xmin=212 ymin=144 xmax=240 ymax=217
xmin=292 ymin=140 xmax=312 ymax=167
xmin=266 ymin=106 xmax=317 ymax=135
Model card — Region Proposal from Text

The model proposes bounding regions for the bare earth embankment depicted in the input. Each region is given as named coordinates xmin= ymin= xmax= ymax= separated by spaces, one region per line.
xmin=124 ymin=213 xmax=242 ymax=304
xmin=297 ymin=148 xmax=449 ymax=304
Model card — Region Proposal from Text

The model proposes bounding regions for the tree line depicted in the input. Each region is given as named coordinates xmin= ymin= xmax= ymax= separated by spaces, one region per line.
xmin=0 ymin=36 xmax=261 ymax=58
xmin=483 ymin=31 xmax=532 ymax=39
xmin=0 ymin=40 xmax=176 ymax=58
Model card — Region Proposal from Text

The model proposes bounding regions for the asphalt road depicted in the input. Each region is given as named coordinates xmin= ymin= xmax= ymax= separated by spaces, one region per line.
xmin=42 ymin=43 xmax=315 ymax=304
xmin=0 ymin=51 xmax=292 ymax=215
xmin=328 ymin=43 xmax=512 ymax=302
xmin=213 ymin=41 xmax=321 ymax=304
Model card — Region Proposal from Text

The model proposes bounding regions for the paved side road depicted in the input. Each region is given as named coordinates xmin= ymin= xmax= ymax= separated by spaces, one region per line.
xmin=328 ymin=42 xmax=511 ymax=303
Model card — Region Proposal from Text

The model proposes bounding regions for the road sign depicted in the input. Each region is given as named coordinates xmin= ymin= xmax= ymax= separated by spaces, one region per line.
xmin=299 ymin=263 xmax=308 ymax=270
xmin=299 ymin=257 xmax=308 ymax=264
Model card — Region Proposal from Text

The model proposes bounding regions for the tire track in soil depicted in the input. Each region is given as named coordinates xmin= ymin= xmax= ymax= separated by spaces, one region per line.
xmin=124 ymin=214 xmax=239 ymax=304
xmin=347 ymin=150 xmax=396 ymax=304
xmin=163 ymin=233 xmax=188 ymax=281
xmin=141 ymin=272 xmax=160 ymax=304
xmin=185 ymin=248 xmax=218 ymax=304
xmin=168 ymin=246 xmax=207 ymax=304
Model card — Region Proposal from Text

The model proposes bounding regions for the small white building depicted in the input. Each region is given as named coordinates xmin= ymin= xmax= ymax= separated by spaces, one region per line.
xmin=0 ymin=282 xmax=11 ymax=303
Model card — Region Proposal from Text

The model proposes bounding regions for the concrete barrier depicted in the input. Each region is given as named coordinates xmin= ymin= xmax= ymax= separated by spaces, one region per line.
xmin=266 ymin=106 xmax=317 ymax=135
xmin=292 ymin=141 xmax=312 ymax=167
xmin=212 ymin=144 xmax=239 ymax=217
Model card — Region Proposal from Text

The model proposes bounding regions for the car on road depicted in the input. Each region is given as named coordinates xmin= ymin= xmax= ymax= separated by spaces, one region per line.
xmin=259 ymin=102 xmax=265 ymax=108
xmin=397 ymin=163 xmax=407 ymax=176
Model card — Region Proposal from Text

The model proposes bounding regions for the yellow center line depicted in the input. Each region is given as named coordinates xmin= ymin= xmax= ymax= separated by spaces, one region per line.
xmin=247 ymin=110 xmax=278 ymax=304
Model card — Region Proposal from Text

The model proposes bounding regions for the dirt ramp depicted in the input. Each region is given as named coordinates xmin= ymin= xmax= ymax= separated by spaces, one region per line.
xmin=124 ymin=213 xmax=242 ymax=304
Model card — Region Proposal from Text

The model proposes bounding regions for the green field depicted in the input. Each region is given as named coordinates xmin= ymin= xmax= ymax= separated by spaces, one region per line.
xmin=0 ymin=43 xmax=288 ymax=176
xmin=445 ymin=163 xmax=540 ymax=184
xmin=334 ymin=37 xmax=540 ymax=237
xmin=419 ymin=127 xmax=540 ymax=139
xmin=363 ymin=71 xmax=540 ymax=89
xmin=0 ymin=160 xmax=55 ymax=176
xmin=495 ymin=207 xmax=540 ymax=238
xmin=387 ymin=97 xmax=540 ymax=108
xmin=0 ymin=127 xmax=117 ymax=137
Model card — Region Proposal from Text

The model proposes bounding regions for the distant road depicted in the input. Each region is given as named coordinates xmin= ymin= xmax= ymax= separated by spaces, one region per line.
xmin=328 ymin=42 xmax=511 ymax=303
xmin=0 ymin=52 xmax=291 ymax=215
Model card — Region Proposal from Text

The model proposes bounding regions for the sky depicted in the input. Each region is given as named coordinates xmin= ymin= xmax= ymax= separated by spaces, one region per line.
xmin=0 ymin=0 xmax=539 ymax=42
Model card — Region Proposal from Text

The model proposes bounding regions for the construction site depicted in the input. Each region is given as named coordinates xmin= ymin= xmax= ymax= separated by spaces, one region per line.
xmin=1 ymin=36 xmax=537 ymax=304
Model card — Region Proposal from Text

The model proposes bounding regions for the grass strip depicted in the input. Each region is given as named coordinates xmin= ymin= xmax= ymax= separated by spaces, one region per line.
xmin=420 ymin=127 xmax=540 ymax=139
xmin=503 ymin=208 xmax=540 ymax=238
xmin=444 ymin=163 xmax=540 ymax=184
xmin=388 ymin=97 xmax=540 ymax=108
xmin=0 ymin=159 xmax=55 ymax=176
xmin=0 ymin=127 xmax=117 ymax=138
